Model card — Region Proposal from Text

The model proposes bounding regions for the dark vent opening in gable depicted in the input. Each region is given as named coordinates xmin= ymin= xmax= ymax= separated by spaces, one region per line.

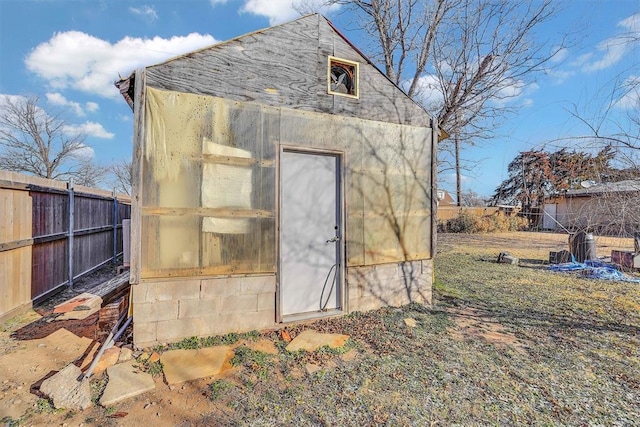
xmin=329 ymin=57 xmax=358 ymax=98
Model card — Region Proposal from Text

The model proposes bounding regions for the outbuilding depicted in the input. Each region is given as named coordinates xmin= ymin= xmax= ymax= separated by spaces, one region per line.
xmin=117 ymin=14 xmax=438 ymax=347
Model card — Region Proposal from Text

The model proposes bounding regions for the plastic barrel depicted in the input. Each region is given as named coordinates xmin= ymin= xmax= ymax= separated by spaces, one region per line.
xmin=584 ymin=233 xmax=596 ymax=261
xmin=569 ymin=231 xmax=596 ymax=262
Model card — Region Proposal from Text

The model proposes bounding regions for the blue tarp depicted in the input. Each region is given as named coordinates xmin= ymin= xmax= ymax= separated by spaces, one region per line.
xmin=549 ymin=259 xmax=640 ymax=283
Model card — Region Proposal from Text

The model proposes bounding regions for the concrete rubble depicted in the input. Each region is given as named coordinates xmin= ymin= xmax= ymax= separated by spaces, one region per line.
xmin=39 ymin=364 xmax=92 ymax=410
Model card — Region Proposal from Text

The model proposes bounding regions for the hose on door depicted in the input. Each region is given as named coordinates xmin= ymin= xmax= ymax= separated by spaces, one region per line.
xmin=320 ymin=263 xmax=338 ymax=311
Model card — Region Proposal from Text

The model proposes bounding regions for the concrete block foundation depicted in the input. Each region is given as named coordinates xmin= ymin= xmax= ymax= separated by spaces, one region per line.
xmin=132 ymin=259 xmax=432 ymax=348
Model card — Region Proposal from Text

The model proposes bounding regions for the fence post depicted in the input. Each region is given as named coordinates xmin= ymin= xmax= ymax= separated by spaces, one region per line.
xmin=67 ymin=178 xmax=75 ymax=289
xmin=113 ymin=189 xmax=118 ymax=265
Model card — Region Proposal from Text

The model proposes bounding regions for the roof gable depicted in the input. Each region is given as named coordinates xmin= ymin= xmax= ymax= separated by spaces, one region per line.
xmin=141 ymin=14 xmax=431 ymax=126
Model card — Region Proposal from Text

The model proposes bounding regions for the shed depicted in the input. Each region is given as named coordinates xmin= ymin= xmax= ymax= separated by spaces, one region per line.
xmin=118 ymin=14 xmax=437 ymax=348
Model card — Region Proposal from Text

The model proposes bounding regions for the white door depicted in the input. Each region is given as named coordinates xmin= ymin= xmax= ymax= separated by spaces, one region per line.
xmin=280 ymin=150 xmax=341 ymax=318
xmin=543 ymin=203 xmax=557 ymax=230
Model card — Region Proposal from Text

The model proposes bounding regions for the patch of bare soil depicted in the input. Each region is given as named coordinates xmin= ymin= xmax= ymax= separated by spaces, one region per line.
xmin=446 ymin=306 xmax=526 ymax=354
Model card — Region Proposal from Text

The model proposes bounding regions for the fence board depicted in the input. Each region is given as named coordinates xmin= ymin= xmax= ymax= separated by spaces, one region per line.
xmin=0 ymin=172 xmax=131 ymax=321
xmin=31 ymin=239 xmax=67 ymax=298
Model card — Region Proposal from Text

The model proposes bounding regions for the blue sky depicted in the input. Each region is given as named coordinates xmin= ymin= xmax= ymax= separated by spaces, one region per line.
xmin=0 ymin=0 xmax=638 ymax=197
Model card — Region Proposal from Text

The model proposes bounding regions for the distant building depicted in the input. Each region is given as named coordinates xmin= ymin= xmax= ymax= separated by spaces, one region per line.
xmin=543 ymin=180 xmax=640 ymax=235
xmin=436 ymin=189 xmax=456 ymax=206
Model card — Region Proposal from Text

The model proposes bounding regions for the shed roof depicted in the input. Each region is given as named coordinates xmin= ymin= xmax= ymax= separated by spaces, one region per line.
xmin=564 ymin=179 xmax=640 ymax=197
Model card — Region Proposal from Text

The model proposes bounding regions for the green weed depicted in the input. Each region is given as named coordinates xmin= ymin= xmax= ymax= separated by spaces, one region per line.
xmin=208 ymin=379 xmax=231 ymax=400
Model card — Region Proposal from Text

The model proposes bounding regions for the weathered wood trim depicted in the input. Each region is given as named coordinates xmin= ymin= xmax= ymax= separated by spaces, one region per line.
xmin=199 ymin=153 xmax=274 ymax=167
xmin=130 ymin=68 xmax=146 ymax=285
xmin=141 ymin=206 xmax=274 ymax=218
xmin=430 ymin=118 xmax=438 ymax=261
xmin=0 ymin=178 xmax=131 ymax=202
xmin=0 ymin=179 xmax=68 ymax=195
xmin=33 ymin=232 xmax=68 ymax=244
xmin=74 ymin=225 xmax=117 ymax=237
xmin=0 ymin=238 xmax=34 ymax=252
xmin=67 ymin=180 xmax=75 ymax=288
xmin=142 ymin=265 xmax=274 ymax=279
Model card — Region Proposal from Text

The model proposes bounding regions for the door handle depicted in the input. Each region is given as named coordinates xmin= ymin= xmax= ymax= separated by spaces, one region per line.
xmin=326 ymin=235 xmax=340 ymax=243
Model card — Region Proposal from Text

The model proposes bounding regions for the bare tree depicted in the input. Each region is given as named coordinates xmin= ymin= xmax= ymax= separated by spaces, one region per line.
xmin=460 ymin=189 xmax=486 ymax=207
xmin=0 ymin=96 xmax=106 ymax=184
xmin=327 ymin=0 xmax=564 ymax=191
xmin=110 ymin=158 xmax=133 ymax=195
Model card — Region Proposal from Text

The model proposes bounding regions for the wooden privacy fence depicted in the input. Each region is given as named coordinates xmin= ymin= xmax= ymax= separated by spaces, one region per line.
xmin=0 ymin=171 xmax=131 ymax=321
xmin=437 ymin=206 xmax=503 ymax=222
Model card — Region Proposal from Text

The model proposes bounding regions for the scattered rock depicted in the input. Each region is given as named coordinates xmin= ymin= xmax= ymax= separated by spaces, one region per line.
xmin=118 ymin=346 xmax=133 ymax=363
xmin=340 ymin=350 xmax=359 ymax=363
xmin=161 ymin=346 xmax=232 ymax=385
xmin=100 ymin=361 xmax=155 ymax=406
xmin=247 ymin=338 xmax=279 ymax=355
xmin=305 ymin=363 xmax=322 ymax=375
xmin=39 ymin=364 xmax=92 ymax=411
xmin=280 ymin=329 xmax=292 ymax=343
xmin=497 ymin=252 xmax=518 ymax=265
xmin=324 ymin=360 xmax=338 ymax=370
xmin=286 ymin=330 xmax=350 ymax=352
xmin=92 ymin=347 xmax=121 ymax=376
xmin=404 ymin=318 xmax=417 ymax=328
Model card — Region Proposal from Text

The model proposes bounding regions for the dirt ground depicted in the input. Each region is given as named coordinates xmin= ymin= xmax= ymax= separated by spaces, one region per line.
xmin=1 ymin=231 xmax=638 ymax=426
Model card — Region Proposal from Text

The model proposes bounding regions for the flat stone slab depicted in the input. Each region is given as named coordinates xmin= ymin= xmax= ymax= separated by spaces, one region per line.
xmin=246 ymin=338 xmax=279 ymax=355
xmin=286 ymin=330 xmax=350 ymax=352
xmin=54 ymin=292 xmax=102 ymax=314
xmin=40 ymin=363 xmax=91 ymax=410
xmin=0 ymin=328 xmax=92 ymax=418
xmin=161 ymin=346 xmax=232 ymax=385
xmin=100 ymin=361 xmax=155 ymax=406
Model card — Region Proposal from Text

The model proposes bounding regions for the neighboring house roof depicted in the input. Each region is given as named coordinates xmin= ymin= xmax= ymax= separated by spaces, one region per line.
xmin=564 ymin=179 xmax=640 ymax=198
xmin=437 ymin=190 xmax=456 ymax=205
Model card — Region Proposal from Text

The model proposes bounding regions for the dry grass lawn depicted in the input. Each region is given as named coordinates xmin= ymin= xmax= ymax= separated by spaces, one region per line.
xmin=3 ymin=231 xmax=639 ymax=426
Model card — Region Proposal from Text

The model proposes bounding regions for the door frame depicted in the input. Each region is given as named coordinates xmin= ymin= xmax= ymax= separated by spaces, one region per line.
xmin=276 ymin=145 xmax=346 ymax=323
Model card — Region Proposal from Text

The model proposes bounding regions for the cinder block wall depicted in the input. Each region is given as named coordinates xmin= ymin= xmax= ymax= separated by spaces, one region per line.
xmin=132 ymin=260 xmax=432 ymax=348
xmin=132 ymin=275 xmax=277 ymax=348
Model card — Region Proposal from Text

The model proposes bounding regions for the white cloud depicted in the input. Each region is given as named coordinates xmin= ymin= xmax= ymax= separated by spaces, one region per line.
xmin=584 ymin=13 xmax=640 ymax=72
xmin=63 ymin=121 xmax=114 ymax=139
xmin=571 ymin=52 xmax=593 ymax=68
xmin=118 ymin=114 xmax=132 ymax=122
xmin=85 ymin=102 xmax=99 ymax=112
xmin=240 ymin=0 xmax=341 ymax=25
xmin=408 ymin=74 xmax=444 ymax=110
xmin=0 ymin=94 xmax=26 ymax=108
xmin=492 ymin=80 xmax=539 ymax=108
xmin=70 ymin=143 xmax=96 ymax=160
xmin=550 ymin=47 xmax=569 ymax=64
xmin=210 ymin=0 xmax=228 ymax=5
xmin=546 ymin=69 xmax=575 ymax=85
xmin=614 ymin=75 xmax=640 ymax=110
xmin=46 ymin=92 xmax=99 ymax=116
xmin=26 ymin=32 xmax=218 ymax=98
xmin=129 ymin=5 xmax=158 ymax=22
